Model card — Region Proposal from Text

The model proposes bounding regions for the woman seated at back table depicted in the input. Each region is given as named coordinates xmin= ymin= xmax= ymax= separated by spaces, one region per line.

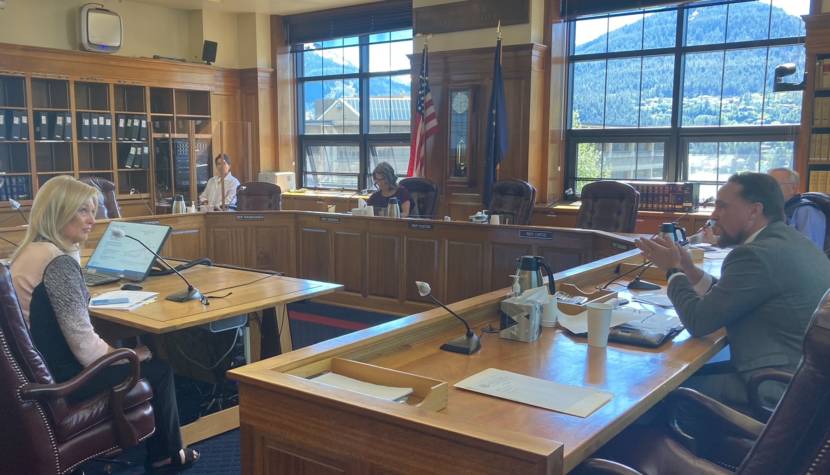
xmin=366 ymin=162 xmax=412 ymax=218
xmin=10 ymin=176 xmax=199 ymax=473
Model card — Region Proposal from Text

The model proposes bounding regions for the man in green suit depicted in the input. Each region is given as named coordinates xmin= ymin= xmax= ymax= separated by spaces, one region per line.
xmin=636 ymin=172 xmax=830 ymax=410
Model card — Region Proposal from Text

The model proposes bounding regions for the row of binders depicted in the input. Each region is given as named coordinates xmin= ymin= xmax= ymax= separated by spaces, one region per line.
xmin=77 ymin=112 xmax=112 ymax=141
xmin=0 ymin=176 xmax=31 ymax=201
xmin=115 ymin=115 xmax=148 ymax=141
xmin=35 ymin=111 xmax=73 ymax=141
xmin=809 ymin=170 xmax=830 ymax=194
xmin=0 ymin=110 xmax=30 ymax=140
xmin=809 ymin=134 xmax=830 ymax=162
xmin=118 ymin=143 xmax=149 ymax=169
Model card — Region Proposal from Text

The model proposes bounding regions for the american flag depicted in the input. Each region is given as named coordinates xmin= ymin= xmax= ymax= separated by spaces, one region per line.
xmin=407 ymin=45 xmax=438 ymax=177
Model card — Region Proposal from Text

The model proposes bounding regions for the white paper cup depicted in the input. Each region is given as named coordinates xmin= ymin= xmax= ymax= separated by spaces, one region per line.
xmin=443 ymin=216 xmax=452 ymax=221
xmin=587 ymin=302 xmax=613 ymax=347
xmin=540 ymin=298 xmax=558 ymax=327
xmin=199 ymin=205 xmax=210 ymax=213
xmin=490 ymin=214 xmax=500 ymax=225
xmin=327 ymin=204 xmax=336 ymax=213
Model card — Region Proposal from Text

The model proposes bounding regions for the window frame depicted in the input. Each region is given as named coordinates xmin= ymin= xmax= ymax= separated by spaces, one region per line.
xmin=565 ymin=0 xmax=806 ymax=199
xmin=295 ymin=31 xmax=412 ymax=192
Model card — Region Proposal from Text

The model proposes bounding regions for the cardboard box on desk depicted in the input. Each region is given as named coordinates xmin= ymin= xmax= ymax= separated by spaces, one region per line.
xmin=556 ymin=283 xmax=617 ymax=316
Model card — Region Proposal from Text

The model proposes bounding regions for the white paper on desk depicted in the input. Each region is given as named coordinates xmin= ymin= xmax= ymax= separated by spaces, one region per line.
xmin=704 ymin=248 xmax=733 ymax=260
xmin=357 ymin=198 xmax=367 ymax=208
xmin=310 ymin=372 xmax=413 ymax=402
xmin=557 ymin=307 xmax=647 ymax=335
xmin=632 ymin=292 xmax=673 ymax=308
xmin=455 ymin=368 xmax=612 ymax=417
xmin=88 ymin=290 xmax=158 ymax=310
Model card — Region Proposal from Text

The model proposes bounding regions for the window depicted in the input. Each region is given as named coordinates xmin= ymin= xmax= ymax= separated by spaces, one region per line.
xmin=296 ymin=29 xmax=412 ymax=190
xmin=567 ymin=0 xmax=808 ymax=201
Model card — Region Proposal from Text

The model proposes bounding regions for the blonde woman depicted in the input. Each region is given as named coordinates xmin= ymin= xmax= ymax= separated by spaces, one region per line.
xmin=11 ymin=176 xmax=199 ymax=472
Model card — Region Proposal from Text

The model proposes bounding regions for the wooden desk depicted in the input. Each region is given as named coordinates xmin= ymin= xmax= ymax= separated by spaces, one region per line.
xmin=533 ymin=202 xmax=714 ymax=235
xmin=228 ymin=249 xmax=726 ymax=474
xmin=89 ymin=264 xmax=342 ymax=444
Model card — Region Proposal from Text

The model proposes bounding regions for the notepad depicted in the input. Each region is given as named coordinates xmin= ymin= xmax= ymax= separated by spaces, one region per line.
xmin=310 ymin=372 xmax=414 ymax=402
xmin=88 ymin=290 xmax=158 ymax=310
xmin=454 ymin=368 xmax=612 ymax=417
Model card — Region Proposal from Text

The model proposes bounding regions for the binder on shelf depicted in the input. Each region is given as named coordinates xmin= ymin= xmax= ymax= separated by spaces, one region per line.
xmin=90 ymin=115 xmax=99 ymax=140
xmin=139 ymin=119 xmax=148 ymax=141
xmin=141 ymin=145 xmax=149 ymax=169
xmin=54 ymin=113 xmax=64 ymax=140
xmin=116 ymin=115 xmax=125 ymax=140
xmin=81 ymin=113 xmax=90 ymax=140
xmin=64 ymin=113 xmax=72 ymax=141
xmin=19 ymin=112 xmax=27 ymax=140
xmin=10 ymin=111 xmax=21 ymax=140
xmin=130 ymin=117 xmax=140 ymax=140
xmin=36 ymin=112 xmax=48 ymax=140
xmin=125 ymin=145 xmax=137 ymax=168
xmin=0 ymin=111 xmax=5 ymax=140
xmin=104 ymin=116 xmax=112 ymax=140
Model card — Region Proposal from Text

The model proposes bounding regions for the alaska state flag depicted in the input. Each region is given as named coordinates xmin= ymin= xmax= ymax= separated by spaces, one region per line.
xmin=483 ymin=37 xmax=508 ymax=206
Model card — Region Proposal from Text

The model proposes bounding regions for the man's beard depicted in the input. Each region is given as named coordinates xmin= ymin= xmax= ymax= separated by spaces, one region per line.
xmin=717 ymin=229 xmax=745 ymax=248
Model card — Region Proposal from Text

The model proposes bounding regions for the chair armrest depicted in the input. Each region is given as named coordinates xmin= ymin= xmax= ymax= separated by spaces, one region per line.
xmin=747 ymin=368 xmax=792 ymax=421
xmin=20 ymin=348 xmax=139 ymax=401
xmin=667 ymin=387 xmax=764 ymax=440
xmin=580 ymin=459 xmax=644 ymax=475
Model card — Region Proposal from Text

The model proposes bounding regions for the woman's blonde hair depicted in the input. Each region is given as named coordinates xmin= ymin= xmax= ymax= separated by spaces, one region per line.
xmin=12 ymin=176 xmax=98 ymax=260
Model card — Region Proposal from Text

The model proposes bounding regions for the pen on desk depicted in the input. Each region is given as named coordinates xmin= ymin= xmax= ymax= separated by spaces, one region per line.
xmin=90 ymin=297 xmax=130 ymax=305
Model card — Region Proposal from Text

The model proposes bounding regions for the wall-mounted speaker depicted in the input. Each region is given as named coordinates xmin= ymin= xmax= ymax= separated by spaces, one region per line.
xmin=202 ymin=40 xmax=218 ymax=65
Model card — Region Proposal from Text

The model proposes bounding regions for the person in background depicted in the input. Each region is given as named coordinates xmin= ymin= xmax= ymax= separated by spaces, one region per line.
xmin=366 ymin=162 xmax=412 ymax=217
xmin=635 ymin=172 xmax=830 ymax=414
xmin=199 ymin=153 xmax=240 ymax=210
xmin=11 ymin=176 xmax=199 ymax=472
xmin=768 ymin=167 xmax=826 ymax=251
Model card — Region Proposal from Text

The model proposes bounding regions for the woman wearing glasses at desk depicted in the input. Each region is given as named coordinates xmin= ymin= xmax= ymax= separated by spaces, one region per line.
xmin=367 ymin=162 xmax=412 ymax=217
xmin=10 ymin=176 xmax=199 ymax=473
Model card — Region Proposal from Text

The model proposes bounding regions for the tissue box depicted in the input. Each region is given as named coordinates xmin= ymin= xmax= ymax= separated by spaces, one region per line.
xmin=556 ymin=283 xmax=617 ymax=316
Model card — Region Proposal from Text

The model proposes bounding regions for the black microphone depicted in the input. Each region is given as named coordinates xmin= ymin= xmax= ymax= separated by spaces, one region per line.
xmin=627 ymin=262 xmax=661 ymax=290
xmin=111 ymin=229 xmax=206 ymax=303
xmin=416 ymin=281 xmax=480 ymax=355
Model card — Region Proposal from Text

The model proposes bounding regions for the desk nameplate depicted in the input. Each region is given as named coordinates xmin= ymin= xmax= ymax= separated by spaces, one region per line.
xmin=236 ymin=214 xmax=265 ymax=221
xmin=519 ymin=230 xmax=554 ymax=240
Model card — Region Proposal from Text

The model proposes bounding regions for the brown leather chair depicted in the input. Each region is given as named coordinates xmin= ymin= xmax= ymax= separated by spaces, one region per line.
xmin=577 ymin=180 xmax=640 ymax=233
xmin=236 ymin=182 xmax=282 ymax=211
xmin=80 ymin=177 xmax=122 ymax=219
xmin=0 ymin=265 xmax=155 ymax=475
xmin=488 ymin=179 xmax=536 ymax=225
xmin=399 ymin=177 xmax=439 ymax=219
xmin=578 ymin=288 xmax=830 ymax=475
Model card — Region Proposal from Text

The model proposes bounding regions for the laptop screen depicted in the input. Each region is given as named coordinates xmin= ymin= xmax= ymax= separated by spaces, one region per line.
xmin=86 ymin=221 xmax=172 ymax=281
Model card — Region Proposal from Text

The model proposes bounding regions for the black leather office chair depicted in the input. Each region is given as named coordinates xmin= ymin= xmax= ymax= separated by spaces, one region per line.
xmin=577 ymin=288 xmax=830 ymax=474
xmin=488 ymin=179 xmax=536 ymax=225
xmin=236 ymin=182 xmax=281 ymax=211
xmin=399 ymin=177 xmax=438 ymax=219
xmin=80 ymin=177 xmax=122 ymax=219
xmin=577 ymin=181 xmax=640 ymax=233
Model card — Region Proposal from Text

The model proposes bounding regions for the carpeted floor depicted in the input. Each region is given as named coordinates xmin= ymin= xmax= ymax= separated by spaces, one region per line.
xmin=82 ymin=301 xmax=396 ymax=474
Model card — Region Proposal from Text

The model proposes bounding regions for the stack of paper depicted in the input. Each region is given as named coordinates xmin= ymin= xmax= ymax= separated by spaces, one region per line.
xmin=310 ymin=372 xmax=413 ymax=402
xmin=89 ymin=290 xmax=158 ymax=310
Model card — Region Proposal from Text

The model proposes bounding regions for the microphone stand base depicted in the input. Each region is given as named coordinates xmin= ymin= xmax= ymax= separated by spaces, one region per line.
xmin=166 ymin=287 xmax=204 ymax=302
xmin=627 ymin=278 xmax=661 ymax=291
xmin=440 ymin=333 xmax=481 ymax=355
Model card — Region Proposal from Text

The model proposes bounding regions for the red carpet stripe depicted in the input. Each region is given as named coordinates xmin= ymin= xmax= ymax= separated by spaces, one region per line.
xmin=289 ymin=311 xmax=371 ymax=330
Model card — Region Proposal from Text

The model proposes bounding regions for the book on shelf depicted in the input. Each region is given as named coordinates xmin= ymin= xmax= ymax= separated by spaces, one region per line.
xmin=0 ymin=111 xmax=5 ymax=140
xmin=19 ymin=112 xmax=27 ymax=140
xmin=64 ymin=113 xmax=72 ymax=141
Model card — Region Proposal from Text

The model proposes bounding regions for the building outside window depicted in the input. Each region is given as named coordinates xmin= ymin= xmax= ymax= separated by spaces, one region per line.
xmin=567 ymin=0 xmax=809 ymax=202
xmin=296 ymin=29 xmax=412 ymax=190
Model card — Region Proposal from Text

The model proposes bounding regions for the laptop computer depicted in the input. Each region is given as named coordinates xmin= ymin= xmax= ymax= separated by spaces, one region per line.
xmin=83 ymin=221 xmax=172 ymax=286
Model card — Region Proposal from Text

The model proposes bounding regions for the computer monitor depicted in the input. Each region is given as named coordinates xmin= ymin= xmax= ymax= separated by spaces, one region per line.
xmin=86 ymin=221 xmax=172 ymax=281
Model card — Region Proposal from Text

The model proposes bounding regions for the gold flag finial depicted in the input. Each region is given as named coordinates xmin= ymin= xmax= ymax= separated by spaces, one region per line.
xmin=497 ymin=20 xmax=502 ymax=40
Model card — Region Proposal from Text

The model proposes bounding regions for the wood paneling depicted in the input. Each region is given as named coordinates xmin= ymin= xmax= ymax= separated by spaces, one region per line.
xmin=366 ymin=234 xmax=401 ymax=299
xmin=270 ymin=16 xmax=297 ymax=174
xmin=418 ymin=44 xmax=548 ymax=219
xmin=405 ymin=237 xmax=441 ymax=302
xmin=299 ymin=227 xmax=331 ymax=282
xmin=209 ymin=227 xmax=248 ymax=265
xmin=251 ymin=225 xmax=292 ymax=273
xmin=333 ymin=231 xmax=363 ymax=294
xmin=264 ymin=440 xmax=346 ymax=475
xmin=240 ymin=68 xmax=276 ymax=180
xmin=445 ymin=240 xmax=485 ymax=303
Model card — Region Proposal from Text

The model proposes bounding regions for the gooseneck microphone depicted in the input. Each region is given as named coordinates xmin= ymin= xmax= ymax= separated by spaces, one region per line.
xmin=416 ymin=281 xmax=481 ymax=354
xmin=111 ymin=229 xmax=205 ymax=303
xmin=9 ymin=199 xmax=27 ymax=224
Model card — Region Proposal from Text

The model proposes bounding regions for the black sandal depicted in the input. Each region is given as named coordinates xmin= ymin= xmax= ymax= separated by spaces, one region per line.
xmin=145 ymin=448 xmax=200 ymax=473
